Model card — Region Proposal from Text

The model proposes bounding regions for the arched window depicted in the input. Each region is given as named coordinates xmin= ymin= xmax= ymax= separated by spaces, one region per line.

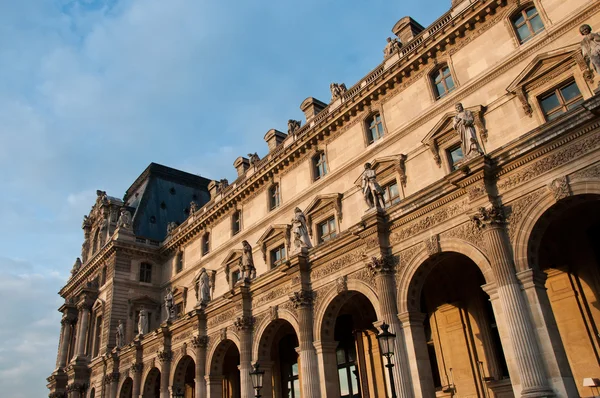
xmin=269 ymin=183 xmax=281 ymax=210
xmin=366 ymin=113 xmax=384 ymax=144
xmin=512 ymin=6 xmax=544 ymax=43
xmin=313 ymin=152 xmax=328 ymax=181
xmin=432 ymin=65 xmax=455 ymax=99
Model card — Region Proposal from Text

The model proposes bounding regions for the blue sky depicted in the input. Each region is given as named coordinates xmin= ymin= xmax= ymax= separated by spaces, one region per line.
xmin=0 ymin=0 xmax=450 ymax=396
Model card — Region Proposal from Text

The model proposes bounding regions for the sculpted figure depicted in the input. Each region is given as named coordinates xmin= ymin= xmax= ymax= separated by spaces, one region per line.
xmin=189 ymin=201 xmax=198 ymax=215
xmin=70 ymin=257 xmax=82 ymax=277
xmin=117 ymin=208 xmax=132 ymax=230
xmin=453 ymin=103 xmax=483 ymax=161
xmin=361 ymin=163 xmax=386 ymax=209
xmin=164 ymin=287 xmax=174 ymax=321
xmin=288 ymin=119 xmax=301 ymax=137
xmin=240 ymin=240 xmax=256 ymax=280
xmin=196 ymin=268 xmax=211 ymax=304
xmin=116 ymin=319 xmax=125 ymax=348
xmin=330 ymin=82 xmax=347 ymax=101
xmin=580 ymin=24 xmax=600 ymax=77
xmin=291 ymin=207 xmax=312 ymax=251
xmin=248 ymin=153 xmax=260 ymax=167
xmin=167 ymin=222 xmax=178 ymax=235
xmin=217 ymin=179 xmax=229 ymax=194
xmin=137 ymin=307 xmax=148 ymax=336
xmin=383 ymin=37 xmax=401 ymax=58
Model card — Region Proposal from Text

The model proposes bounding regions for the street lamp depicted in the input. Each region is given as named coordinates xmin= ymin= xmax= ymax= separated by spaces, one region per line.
xmin=171 ymin=385 xmax=184 ymax=398
xmin=377 ymin=322 xmax=397 ymax=398
xmin=249 ymin=362 xmax=265 ymax=398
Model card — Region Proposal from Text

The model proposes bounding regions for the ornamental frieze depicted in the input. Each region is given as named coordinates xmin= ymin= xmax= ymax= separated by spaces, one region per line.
xmin=395 ymin=244 xmax=422 ymax=284
xmin=207 ymin=308 xmax=238 ymax=328
xmin=498 ymin=131 xmax=600 ymax=192
xmin=390 ymin=201 xmax=467 ymax=245
xmin=439 ymin=221 xmax=485 ymax=249
xmin=173 ymin=330 xmax=193 ymax=343
xmin=253 ymin=283 xmax=294 ymax=307
xmin=571 ymin=163 xmax=600 ymax=180
xmin=505 ymin=190 xmax=544 ymax=241
xmin=347 ymin=268 xmax=375 ymax=289
xmin=311 ymin=247 xmax=366 ymax=280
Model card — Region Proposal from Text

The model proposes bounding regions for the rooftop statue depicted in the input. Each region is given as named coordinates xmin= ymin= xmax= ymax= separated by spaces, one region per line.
xmin=330 ymin=82 xmax=348 ymax=101
xmin=248 ymin=153 xmax=260 ymax=167
xmin=117 ymin=208 xmax=132 ymax=230
xmin=70 ymin=257 xmax=82 ymax=277
xmin=383 ymin=37 xmax=401 ymax=58
xmin=167 ymin=221 xmax=178 ymax=235
xmin=288 ymin=119 xmax=302 ymax=137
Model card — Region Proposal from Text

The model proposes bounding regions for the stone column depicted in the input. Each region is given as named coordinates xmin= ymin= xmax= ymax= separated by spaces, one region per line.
xmin=397 ymin=312 xmax=435 ymax=398
xmin=366 ymin=257 xmax=413 ymax=398
xmin=259 ymin=361 xmax=274 ymax=398
xmin=75 ymin=301 xmax=92 ymax=358
xmin=192 ymin=335 xmax=208 ymax=398
xmin=110 ymin=373 xmax=120 ymax=398
xmin=313 ymin=341 xmax=340 ymax=398
xmin=234 ymin=316 xmax=254 ymax=398
xmin=57 ymin=316 xmax=76 ymax=368
xmin=205 ymin=375 xmax=224 ymax=398
xmin=471 ymin=206 xmax=554 ymax=397
xmin=516 ymin=269 xmax=578 ymax=397
xmin=158 ymin=350 xmax=173 ymax=398
xmin=290 ymin=290 xmax=321 ymax=398
xmin=131 ymin=363 xmax=143 ymax=398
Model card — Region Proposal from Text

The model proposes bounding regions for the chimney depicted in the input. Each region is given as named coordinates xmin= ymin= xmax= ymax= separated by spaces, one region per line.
xmin=208 ymin=180 xmax=219 ymax=199
xmin=392 ymin=17 xmax=425 ymax=45
xmin=300 ymin=97 xmax=327 ymax=122
xmin=233 ymin=157 xmax=250 ymax=177
xmin=264 ymin=129 xmax=288 ymax=152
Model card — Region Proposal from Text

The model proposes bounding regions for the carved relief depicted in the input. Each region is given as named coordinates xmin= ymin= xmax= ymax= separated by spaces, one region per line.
xmin=505 ymin=190 xmax=544 ymax=241
xmin=290 ymin=290 xmax=314 ymax=309
xmin=191 ymin=335 xmax=209 ymax=349
xmin=471 ymin=205 xmax=505 ymax=230
xmin=547 ymin=176 xmax=571 ymax=201
xmin=234 ymin=316 xmax=255 ymax=332
xmin=336 ymin=276 xmax=348 ymax=293
xmin=207 ymin=308 xmax=237 ymax=328
xmin=424 ymin=235 xmax=440 ymax=257
xmin=364 ymin=254 xmax=396 ymax=276
xmin=571 ymin=164 xmax=600 ymax=180
xmin=311 ymin=247 xmax=366 ymax=279
xmin=254 ymin=284 xmax=294 ymax=307
xmin=440 ymin=221 xmax=485 ymax=249
xmin=270 ymin=305 xmax=279 ymax=321
xmin=348 ymin=268 xmax=376 ymax=289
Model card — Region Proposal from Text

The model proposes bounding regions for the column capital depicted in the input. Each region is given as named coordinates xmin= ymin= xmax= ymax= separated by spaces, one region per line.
xmin=66 ymin=382 xmax=88 ymax=393
xmin=103 ymin=372 xmax=120 ymax=385
xmin=363 ymin=254 xmax=395 ymax=275
xmin=516 ymin=268 xmax=548 ymax=289
xmin=313 ymin=340 xmax=339 ymax=353
xmin=130 ymin=363 xmax=143 ymax=374
xmin=397 ymin=311 xmax=426 ymax=326
xmin=60 ymin=314 xmax=77 ymax=325
xmin=157 ymin=349 xmax=173 ymax=363
xmin=234 ymin=315 xmax=255 ymax=332
xmin=191 ymin=335 xmax=209 ymax=348
xmin=289 ymin=290 xmax=314 ymax=309
xmin=470 ymin=205 xmax=505 ymax=230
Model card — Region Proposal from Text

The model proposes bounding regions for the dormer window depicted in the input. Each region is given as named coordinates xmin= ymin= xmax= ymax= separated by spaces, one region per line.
xmin=512 ymin=6 xmax=544 ymax=44
xmin=269 ymin=184 xmax=281 ymax=211
xmin=366 ymin=113 xmax=385 ymax=144
xmin=432 ymin=65 xmax=455 ymax=99
xmin=232 ymin=210 xmax=242 ymax=236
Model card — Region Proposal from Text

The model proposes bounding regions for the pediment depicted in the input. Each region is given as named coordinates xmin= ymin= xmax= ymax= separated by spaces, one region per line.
xmin=129 ymin=295 xmax=160 ymax=307
xmin=507 ymin=45 xmax=583 ymax=93
xmin=256 ymin=224 xmax=291 ymax=262
xmin=221 ymin=249 xmax=243 ymax=267
xmin=304 ymin=194 xmax=343 ymax=217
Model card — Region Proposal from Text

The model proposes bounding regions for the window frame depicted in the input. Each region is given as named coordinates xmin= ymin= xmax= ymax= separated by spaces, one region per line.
xmin=511 ymin=5 xmax=545 ymax=44
xmin=317 ymin=216 xmax=337 ymax=244
xmin=269 ymin=244 xmax=287 ymax=269
xmin=537 ymin=79 xmax=584 ymax=122
xmin=366 ymin=113 xmax=385 ymax=145
xmin=231 ymin=209 xmax=242 ymax=236
xmin=431 ymin=64 xmax=456 ymax=100
xmin=381 ymin=179 xmax=401 ymax=208
xmin=269 ymin=183 xmax=281 ymax=211
xmin=139 ymin=262 xmax=153 ymax=284
xmin=312 ymin=151 xmax=329 ymax=181
xmin=175 ymin=250 xmax=184 ymax=274
xmin=201 ymin=232 xmax=210 ymax=256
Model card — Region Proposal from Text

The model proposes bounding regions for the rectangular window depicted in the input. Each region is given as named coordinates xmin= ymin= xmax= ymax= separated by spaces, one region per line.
xmin=539 ymin=80 xmax=583 ymax=121
xmin=447 ymin=145 xmax=464 ymax=171
xmin=270 ymin=245 xmax=286 ymax=268
xmin=231 ymin=270 xmax=241 ymax=285
xmin=92 ymin=316 xmax=102 ymax=357
xmin=140 ymin=262 xmax=152 ymax=283
xmin=232 ymin=210 xmax=242 ymax=235
xmin=175 ymin=252 xmax=183 ymax=274
xmin=269 ymin=184 xmax=281 ymax=210
xmin=367 ymin=114 xmax=385 ymax=144
xmin=382 ymin=181 xmax=401 ymax=208
xmin=318 ymin=217 xmax=337 ymax=243
xmin=314 ymin=152 xmax=328 ymax=180
xmin=202 ymin=233 xmax=210 ymax=255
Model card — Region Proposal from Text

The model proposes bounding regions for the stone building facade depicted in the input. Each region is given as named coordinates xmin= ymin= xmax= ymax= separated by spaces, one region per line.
xmin=48 ymin=0 xmax=600 ymax=397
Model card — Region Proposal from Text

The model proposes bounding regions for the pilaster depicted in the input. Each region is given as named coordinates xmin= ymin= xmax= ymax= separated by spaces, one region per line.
xmin=234 ymin=315 xmax=254 ymax=398
xmin=313 ymin=340 xmax=340 ymax=398
xmin=397 ymin=311 xmax=435 ymax=398
xmin=157 ymin=349 xmax=173 ymax=398
xmin=192 ymin=334 xmax=209 ymax=398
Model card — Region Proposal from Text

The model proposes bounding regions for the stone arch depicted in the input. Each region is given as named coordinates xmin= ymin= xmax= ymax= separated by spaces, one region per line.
xmin=170 ymin=354 xmax=195 ymax=389
xmin=88 ymin=387 xmax=95 ymax=398
xmin=118 ymin=376 xmax=133 ymax=398
xmin=314 ymin=278 xmax=381 ymax=342
xmin=141 ymin=366 xmax=161 ymax=398
xmin=207 ymin=337 xmax=241 ymax=375
xmin=512 ymin=180 xmax=600 ymax=273
xmin=252 ymin=308 xmax=300 ymax=361
xmin=397 ymin=237 xmax=494 ymax=313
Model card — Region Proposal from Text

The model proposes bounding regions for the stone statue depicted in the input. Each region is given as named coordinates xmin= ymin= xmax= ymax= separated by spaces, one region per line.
xmin=288 ymin=119 xmax=301 ymax=137
xmin=116 ymin=319 xmax=125 ymax=348
xmin=196 ymin=268 xmax=211 ymax=304
xmin=137 ymin=307 xmax=148 ymax=336
xmin=580 ymin=24 xmax=600 ymax=78
xmin=117 ymin=208 xmax=132 ymax=230
xmin=96 ymin=190 xmax=108 ymax=206
xmin=167 ymin=222 xmax=178 ymax=235
xmin=70 ymin=257 xmax=82 ymax=277
xmin=453 ymin=103 xmax=483 ymax=161
xmin=217 ymin=179 xmax=229 ymax=194
xmin=330 ymin=82 xmax=347 ymax=101
xmin=248 ymin=153 xmax=260 ymax=167
xmin=189 ymin=201 xmax=198 ymax=215
xmin=240 ymin=240 xmax=256 ymax=280
xmin=164 ymin=287 xmax=174 ymax=321
xmin=361 ymin=163 xmax=386 ymax=209
xmin=291 ymin=207 xmax=312 ymax=252
xmin=383 ymin=37 xmax=401 ymax=58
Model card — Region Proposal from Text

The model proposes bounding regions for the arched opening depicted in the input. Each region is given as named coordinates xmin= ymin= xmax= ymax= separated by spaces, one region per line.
xmin=531 ymin=194 xmax=600 ymax=397
xmin=320 ymin=291 xmax=386 ymax=398
xmin=119 ymin=377 xmax=133 ymax=398
xmin=142 ymin=367 xmax=161 ymax=398
xmin=208 ymin=339 xmax=241 ymax=398
xmin=173 ymin=355 xmax=196 ymax=398
xmin=89 ymin=387 xmax=95 ymax=398
xmin=410 ymin=252 xmax=510 ymax=398
xmin=255 ymin=319 xmax=300 ymax=398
